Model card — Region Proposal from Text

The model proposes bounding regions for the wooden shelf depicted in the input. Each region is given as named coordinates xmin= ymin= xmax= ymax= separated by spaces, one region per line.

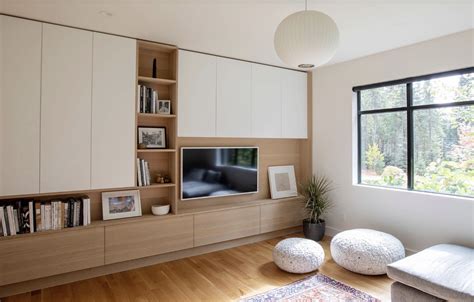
xmin=137 ymin=183 xmax=176 ymax=190
xmin=137 ymin=149 xmax=176 ymax=153
xmin=137 ymin=113 xmax=176 ymax=119
xmin=138 ymin=76 xmax=176 ymax=85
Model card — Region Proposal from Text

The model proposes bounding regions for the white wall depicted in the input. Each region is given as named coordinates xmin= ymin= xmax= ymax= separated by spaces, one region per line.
xmin=312 ymin=29 xmax=474 ymax=253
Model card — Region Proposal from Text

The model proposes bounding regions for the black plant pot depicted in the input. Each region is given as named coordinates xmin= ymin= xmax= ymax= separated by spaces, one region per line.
xmin=303 ymin=219 xmax=325 ymax=241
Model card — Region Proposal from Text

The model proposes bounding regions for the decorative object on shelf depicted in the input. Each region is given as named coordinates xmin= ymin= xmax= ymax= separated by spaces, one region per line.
xmin=152 ymin=58 xmax=157 ymax=78
xmin=268 ymin=165 xmax=297 ymax=199
xmin=331 ymin=229 xmax=405 ymax=275
xmin=102 ymin=190 xmax=142 ymax=220
xmin=274 ymin=0 xmax=339 ymax=69
xmin=158 ymin=100 xmax=171 ymax=114
xmin=137 ymin=85 xmax=159 ymax=114
xmin=155 ymin=173 xmax=171 ymax=184
xmin=151 ymin=204 xmax=170 ymax=216
xmin=137 ymin=127 xmax=167 ymax=149
xmin=300 ymin=175 xmax=333 ymax=241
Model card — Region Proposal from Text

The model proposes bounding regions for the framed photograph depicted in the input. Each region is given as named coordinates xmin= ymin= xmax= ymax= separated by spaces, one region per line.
xmin=268 ymin=165 xmax=297 ymax=199
xmin=102 ymin=190 xmax=142 ymax=220
xmin=158 ymin=100 xmax=171 ymax=115
xmin=138 ymin=127 xmax=167 ymax=149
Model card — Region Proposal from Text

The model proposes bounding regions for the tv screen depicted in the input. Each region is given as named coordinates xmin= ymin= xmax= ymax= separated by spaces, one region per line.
xmin=181 ymin=147 xmax=259 ymax=200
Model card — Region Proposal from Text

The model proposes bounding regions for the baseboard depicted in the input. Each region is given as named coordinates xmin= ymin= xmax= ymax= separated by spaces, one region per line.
xmin=0 ymin=226 xmax=301 ymax=298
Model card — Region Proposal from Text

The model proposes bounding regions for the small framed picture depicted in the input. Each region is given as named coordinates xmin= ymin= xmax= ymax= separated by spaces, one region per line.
xmin=268 ymin=165 xmax=298 ymax=199
xmin=102 ymin=190 xmax=142 ymax=220
xmin=138 ymin=127 xmax=166 ymax=149
xmin=158 ymin=100 xmax=171 ymax=115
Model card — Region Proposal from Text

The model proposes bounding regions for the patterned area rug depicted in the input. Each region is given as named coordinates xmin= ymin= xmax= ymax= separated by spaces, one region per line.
xmin=240 ymin=274 xmax=380 ymax=302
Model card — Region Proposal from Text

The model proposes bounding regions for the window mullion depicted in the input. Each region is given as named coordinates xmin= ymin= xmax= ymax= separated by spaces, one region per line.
xmin=407 ymin=83 xmax=414 ymax=190
xmin=357 ymin=91 xmax=362 ymax=184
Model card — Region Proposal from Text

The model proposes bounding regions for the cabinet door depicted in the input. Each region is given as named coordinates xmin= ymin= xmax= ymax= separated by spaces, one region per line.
xmin=260 ymin=199 xmax=304 ymax=233
xmin=216 ymin=58 xmax=253 ymax=137
xmin=105 ymin=216 xmax=194 ymax=264
xmin=194 ymin=206 xmax=260 ymax=246
xmin=91 ymin=33 xmax=136 ymax=189
xmin=0 ymin=227 xmax=104 ymax=286
xmin=252 ymin=64 xmax=282 ymax=138
xmin=282 ymin=70 xmax=307 ymax=138
xmin=40 ymin=24 xmax=93 ymax=193
xmin=0 ymin=16 xmax=42 ymax=196
xmin=178 ymin=50 xmax=216 ymax=137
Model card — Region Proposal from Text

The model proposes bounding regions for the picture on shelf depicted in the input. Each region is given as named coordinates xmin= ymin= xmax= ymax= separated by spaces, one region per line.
xmin=158 ymin=100 xmax=171 ymax=114
xmin=102 ymin=190 xmax=142 ymax=220
xmin=268 ymin=165 xmax=298 ymax=199
xmin=138 ymin=127 xmax=167 ymax=149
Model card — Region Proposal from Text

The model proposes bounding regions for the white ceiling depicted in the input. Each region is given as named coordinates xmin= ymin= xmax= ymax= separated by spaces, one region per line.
xmin=1 ymin=0 xmax=472 ymax=68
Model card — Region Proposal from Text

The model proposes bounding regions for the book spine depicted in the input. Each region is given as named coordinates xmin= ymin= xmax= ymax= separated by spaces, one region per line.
xmin=35 ymin=202 xmax=41 ymax=232
xmin=13 ymin=208 xmax=19 ymax=234
xmin=0 ymin=207 xmax=7 ymax=236
xmin=29 ymin=201 xmax=34 ymax=233
xmin=7 ymin=206 xmax=16 ymax=236
xmin=140 ymin=159 xmax=146 ymax=186
xmin=137 ymin=158 xmax=143 ymax=187
xmin=137 ymin=84 xmax=141 ymax=113
xmin=145 ymin=161 xmax=151 ymax=186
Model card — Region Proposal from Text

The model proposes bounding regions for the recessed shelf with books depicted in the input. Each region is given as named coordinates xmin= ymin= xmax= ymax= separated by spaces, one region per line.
xmin=136 ymin=40 xmax=178 ymax=215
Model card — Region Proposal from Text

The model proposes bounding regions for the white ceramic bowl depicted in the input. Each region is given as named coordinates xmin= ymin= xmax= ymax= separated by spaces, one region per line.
xmin=151 ymin=204 xmax=170 ymax=216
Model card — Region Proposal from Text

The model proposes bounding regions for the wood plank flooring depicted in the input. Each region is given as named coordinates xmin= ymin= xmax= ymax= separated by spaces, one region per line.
xmin=3 ymin=234 xmax=392 ymax=302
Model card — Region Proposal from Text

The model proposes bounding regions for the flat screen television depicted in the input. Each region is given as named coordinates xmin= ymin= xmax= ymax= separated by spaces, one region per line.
xmin=181 ymin=147 xmax=259 ymax=200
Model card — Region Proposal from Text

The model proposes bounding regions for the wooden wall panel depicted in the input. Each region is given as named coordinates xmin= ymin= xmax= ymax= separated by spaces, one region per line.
xmin=0 ymin=228 xmax=104 ymax=286
xmin=105 ymin=215 xmax=193 ymax=264
xmin=194 ymin=206 xmax=260 ymax=246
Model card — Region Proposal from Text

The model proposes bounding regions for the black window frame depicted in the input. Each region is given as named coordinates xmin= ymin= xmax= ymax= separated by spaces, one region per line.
xmin=354 ymin=67 xmax=474 ymax=196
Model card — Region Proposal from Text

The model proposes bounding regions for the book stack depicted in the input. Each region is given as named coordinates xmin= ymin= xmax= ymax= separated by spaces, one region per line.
xmin=137 ymin=158 xmax=152 ymax=186
xmin=137 ymin=84 xmax=159 ymax=114
xmin=0 ymin=197 xmax=91 ymax=237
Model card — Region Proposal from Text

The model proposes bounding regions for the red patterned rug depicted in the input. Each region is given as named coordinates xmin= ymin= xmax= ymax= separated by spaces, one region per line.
xmin=240 ymin=274 xmax=380 ymax=302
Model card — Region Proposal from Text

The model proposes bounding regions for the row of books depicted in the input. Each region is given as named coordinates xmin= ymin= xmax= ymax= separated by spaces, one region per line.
xmin=137 ymin=158 xmax=152 ymax=186
xmin=137 ymin=85 xmax=159 ymax=114
xmin=0 ymin=197 xmax=91 ymax=237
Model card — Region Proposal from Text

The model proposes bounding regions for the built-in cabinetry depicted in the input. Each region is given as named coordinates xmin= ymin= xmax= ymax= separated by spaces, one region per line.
xmin=0 ymin=16 xmax=42 ymax=196
xmin=177 ymin=50 xmax=308 ymax=139
xmin=0 ymin=19 xmax=136 ymax=196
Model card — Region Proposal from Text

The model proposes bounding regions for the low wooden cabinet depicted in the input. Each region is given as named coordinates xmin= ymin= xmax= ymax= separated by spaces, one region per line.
xmin=260 ymin=200 xmax=304 ymax=233
xmin=194 ymin=206 xmax=260 ymax=246
xmin=105 ymin=216 xmax=194 ymax=264
xmin=0 ymin=228 xmax=104 ymax=286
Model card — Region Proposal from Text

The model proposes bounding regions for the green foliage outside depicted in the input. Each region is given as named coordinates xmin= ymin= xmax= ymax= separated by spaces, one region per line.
xmin=361 ymin=73 xmax=473 ymax=197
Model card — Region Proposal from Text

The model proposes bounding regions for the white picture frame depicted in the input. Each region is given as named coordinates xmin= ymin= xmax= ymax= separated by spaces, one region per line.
xmin=102 ymin=190 xmax=142 ymax=220
xmin=268 ymin=165 xmax=297 ymax=199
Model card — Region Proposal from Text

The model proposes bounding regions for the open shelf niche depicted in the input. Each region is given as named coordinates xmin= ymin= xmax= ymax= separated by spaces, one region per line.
xmin=136 ymin=40 xmax=179 ymax=214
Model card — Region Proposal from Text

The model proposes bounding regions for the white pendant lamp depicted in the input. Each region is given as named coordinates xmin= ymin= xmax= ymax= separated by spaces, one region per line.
xmin=274 ymin=0 xmax=339 ymax=69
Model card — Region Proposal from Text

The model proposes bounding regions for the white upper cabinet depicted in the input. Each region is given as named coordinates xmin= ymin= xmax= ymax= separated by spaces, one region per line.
xmin=91 ymin=33 xmax=136 ymax=189
xmin=178 ymin=50 xmax=217 ymax=137
xmin=252 ymin=64 xmax=282 ymax=138
xmin=282 ymin=69 xmax=308 ymax=138
xmin=40 ymin=24 xmax=93 ymax=193
xmin=0 ymin=16 xmax=42 ymax=196
xmin=216 ymin=57 xmax=253 ymax=137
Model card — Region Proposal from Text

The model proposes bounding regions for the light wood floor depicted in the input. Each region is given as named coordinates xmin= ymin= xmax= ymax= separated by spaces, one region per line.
xmin=4 ymin=234 xmax=393 ymax=302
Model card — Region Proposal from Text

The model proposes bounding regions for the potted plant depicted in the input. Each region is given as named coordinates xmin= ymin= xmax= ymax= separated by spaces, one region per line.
xmin=300 ymin=175 xmax=333 ymax=241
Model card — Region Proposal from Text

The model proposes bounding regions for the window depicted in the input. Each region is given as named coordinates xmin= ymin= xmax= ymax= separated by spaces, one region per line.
xmin=355 ymin=68 xmax=474 ymax=197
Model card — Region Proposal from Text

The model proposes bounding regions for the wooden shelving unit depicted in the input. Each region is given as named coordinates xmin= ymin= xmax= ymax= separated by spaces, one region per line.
xmin=136 ymin=40 xmax=179 ymax=214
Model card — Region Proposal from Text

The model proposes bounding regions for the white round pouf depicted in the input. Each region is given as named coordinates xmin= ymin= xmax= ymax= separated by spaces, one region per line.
xmin=273 ymin=238 xmax=325 ymax=273
xmin=330 ymin=229 xmax=405 ymax=275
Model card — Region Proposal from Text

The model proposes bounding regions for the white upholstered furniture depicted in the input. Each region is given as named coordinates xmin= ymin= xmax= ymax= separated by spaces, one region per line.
xmin=273 ymin=238 xmax=325 ymax=273
xmin=330 ymin=229 xmax=405 ymax=275
xmin=388 ymin=244 xmax=474 ymax=301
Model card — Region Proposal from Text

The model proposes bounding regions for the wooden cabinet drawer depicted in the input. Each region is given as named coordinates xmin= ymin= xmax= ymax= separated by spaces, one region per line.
xmin=194 ymin=206 xmax=260 ymax=247
xmin=0 ymin=227 xmax=104 ymax=286
xmin=260 ymin=200 xmax=304 ymax=233
xmin=105 ymin=216 xmax=193 ymax=264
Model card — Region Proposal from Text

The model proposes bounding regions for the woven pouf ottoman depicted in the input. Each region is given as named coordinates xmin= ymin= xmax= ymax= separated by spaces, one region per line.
xmin=273 ymin=238 xmax=325 ymax=273
xmin=330 ymin=229 xmax=405 ymax=275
